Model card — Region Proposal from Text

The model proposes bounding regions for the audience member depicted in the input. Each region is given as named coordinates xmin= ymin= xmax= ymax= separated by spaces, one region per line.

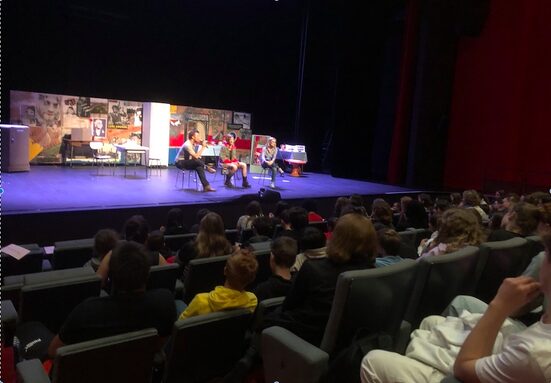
xmin=122 ymin=214 xmax=149 ymax=244
xmin=291 ymin=227 xmax=327 ymax=273
xmin=15 ymin=242 xmax=176 ymax=363
xmin=179 ymin=248 xmax=258 ymax=319
xmin=302 ymin=199 xmax=324 ymax=222
xmin=375 ymin=228 xmax=404 ymax=267
xmin=177 ymin=212 xmax=233 ymax=272
xmin=487 ymin=202 xmax=540 ymax=241
xmin=396 ymin=200 xmax=429 ymax=231
xmin=278 ymin=207 xmax=309 ymax=242
xmin=246 ymin=216 xmax=275 ymax=245
xmin=333 ymin=196 xmax=350 ymax=218
xmin=189 ymin=208 xmax=211 ymax=233
xmin=450 ymin=192 xmax=462 ymax=207
xmin=361 ymin=229 xmax=551 ymax=383
xmin=524 ymin=191 xmax=551 ymax=206
xmin=87 ymin=228 xmax=119 ymax=271
xmin=370 ymin=198 xmax=395 ymax=230
xmin=161 ymin=207 xmax=188 ymax=235
xmin=350 ymin=194 xmax=368 ymax=216
xmin=253 ymin=237 xmax=298 ymax=301
xmin=145 ymin=230 xmax=171 ymax=261
xmin=461 ymin=189 xmax=489 ymax=221
xmin=262 ymin=213 xmax=377 ymax=346
xmin=420 ymin=208 xmax=485 ymax=259
xmin=236 ymin=201 xmax=263 ymax=234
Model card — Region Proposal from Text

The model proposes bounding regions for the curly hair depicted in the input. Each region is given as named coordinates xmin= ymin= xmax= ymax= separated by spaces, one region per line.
xmin=195 ymin=212 xmax=232 ymax=258
xmin=326 ymin=213 xmax=377 ymax=264
xmin=434 ymin=208 xmax=486 ymax=253
xmin=225 ymin=248 xmax=259 ymax=290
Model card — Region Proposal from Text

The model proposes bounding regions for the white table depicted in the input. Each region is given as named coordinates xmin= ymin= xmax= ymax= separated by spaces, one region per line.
xmin=115 ymin=144 xmax=150 ymax=178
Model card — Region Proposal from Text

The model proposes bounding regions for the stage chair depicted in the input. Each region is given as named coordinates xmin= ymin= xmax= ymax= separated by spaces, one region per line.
xmin=262 ymin=259 xmax=419 ymax=383
xmin=474 ymin=237 xmax=531 ymax=303
xmin=405 ymin=246 xmax=480 ymax=329
xmin=183 ymin=254 xmax=230 ymax=304
xmin=164 ymin=233 xmax=197 ymax=253
xmin=146 ymin=263 xmax=180 ymax=294
xmin=89 ymin=141 xmax=114 ymax=176
xmin=257 ymin=166 xmax=270 ymax=186
xmin=174 ymin=168 xmax=200 ymax=191
xmin=1 ymin=243 xmax=44 ymax=282
xmin=17 ymin=328 xmax=159 ymax=383
xmin=15 ymin=268 xmax=101 ymax=332
xmin=164 ymin=309 xmax=253 ymax=383
xmin=147 ymin=157 xmax=162 ymax=177
xmin=51 ymin=238 xmax=94 ymax=270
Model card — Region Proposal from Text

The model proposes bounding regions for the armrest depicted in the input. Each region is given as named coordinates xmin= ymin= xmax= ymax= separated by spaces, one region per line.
xmin=17 ymin=359 xmax=51 ymax=383
xmin=394 ymin=320 xmax=411 ymax=355
xmin=262 ymin=326 xmax=329 ymax=383
xmin=1 ymin=300 xmax=19 ymax=346
xmin=252 ymin=296 xmax=285 ymax=331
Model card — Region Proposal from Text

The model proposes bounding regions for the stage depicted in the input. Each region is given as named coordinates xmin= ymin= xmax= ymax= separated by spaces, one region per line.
xmin=2 ymin=165 xmax=418 ymax=246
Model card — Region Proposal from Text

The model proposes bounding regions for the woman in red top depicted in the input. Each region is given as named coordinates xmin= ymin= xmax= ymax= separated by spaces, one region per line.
xmin=219 ymin=134 xmax=251 ymax=188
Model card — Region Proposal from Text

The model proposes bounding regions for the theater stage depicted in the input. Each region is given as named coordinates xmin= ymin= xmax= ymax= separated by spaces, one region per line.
xmin=2 ymin=166 xmax=418 ymax=245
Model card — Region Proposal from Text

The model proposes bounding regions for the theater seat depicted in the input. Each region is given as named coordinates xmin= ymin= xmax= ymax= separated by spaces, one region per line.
xmin=146 ymin=263 xmax=180 ymax=294
xmin=1 ymin=244 xmax=44 ymax=282
xmin=52 ymin=239 xmax=94 ymax=270
xmin=164 ymin=309 xmax=252 ymax=383
xmin=262 ymin=260 xmax=419 ymax=383
xmin=406 ymin=246 xmax=480 ymax=329
xmin=17 ymin=328 xmax=158 ymax=383
xmin=184 ymin=255 xmax=230 ymax=304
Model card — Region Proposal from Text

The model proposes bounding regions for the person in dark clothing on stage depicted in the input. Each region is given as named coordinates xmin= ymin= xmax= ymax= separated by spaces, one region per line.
xmin=175 ymin=129 xmax=216 ymax=192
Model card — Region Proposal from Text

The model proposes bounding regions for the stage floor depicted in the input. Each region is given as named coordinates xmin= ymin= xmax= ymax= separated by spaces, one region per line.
xmin=2 ymin=165 xmax=415 ymax=215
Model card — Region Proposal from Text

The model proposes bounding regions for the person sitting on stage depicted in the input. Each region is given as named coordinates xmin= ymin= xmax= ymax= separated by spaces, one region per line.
xmin=219 ymin=133 xmax=251 ymax=188
xmin=179 ymin=248 xmax=258 ymax=319
xmin=175 ymin=129 xmax=216 ymax=192
xmin=261 ymin=136 xmax=284 ymax=189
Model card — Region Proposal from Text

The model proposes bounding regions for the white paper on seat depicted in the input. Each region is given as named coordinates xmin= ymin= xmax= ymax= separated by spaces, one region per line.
xmin=1 ymin=244 xmax=31 ymax=260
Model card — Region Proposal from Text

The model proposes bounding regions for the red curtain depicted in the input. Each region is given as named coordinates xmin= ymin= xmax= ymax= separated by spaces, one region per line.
xmin=444 ymin=0 xmax=551 ymax=192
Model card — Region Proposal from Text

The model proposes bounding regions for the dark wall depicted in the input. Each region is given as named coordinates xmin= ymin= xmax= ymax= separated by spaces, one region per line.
xmin=3 ymin=0 xmax=303 ymax=142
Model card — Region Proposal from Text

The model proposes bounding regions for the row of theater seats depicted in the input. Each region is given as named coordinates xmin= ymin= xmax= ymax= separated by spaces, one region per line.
xmin=262 ymin=235 xmax=544 ymax=383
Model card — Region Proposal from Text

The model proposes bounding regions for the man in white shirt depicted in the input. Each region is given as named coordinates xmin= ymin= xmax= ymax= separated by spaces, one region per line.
xmin=175 ymin=129 xmax=216 ymax=192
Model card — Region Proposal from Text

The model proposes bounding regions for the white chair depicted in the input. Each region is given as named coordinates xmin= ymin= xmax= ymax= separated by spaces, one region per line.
xmin=89 ymin=141 xmax=114 ymax=175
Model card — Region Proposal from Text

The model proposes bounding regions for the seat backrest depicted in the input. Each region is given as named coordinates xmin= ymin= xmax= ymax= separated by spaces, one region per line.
xmin=411 ymin=228 xmax=432 ymax=248
xmin=52 ymin=238 xmax=94 ymax=270
xmin=164 ymin=309 xmax=252 ymax=383
xmin=20 ymin=273 xmax=102 ymax=332
xmin=251 ymin=296 xmax=285 ymax=331
xmin=475 ymin=237 xmax=531 ymax=303
xmin=398 ymin=230 xmax=416 ymax=248
xmin=248 ymin=249 xmax=272 ymax=289
xmin=225 ymin=229 xmax=239 ymax=245
xmin=147 ymin=263 xmax=179 ymax=293
xmin=184 ymin=255 xmax=229 ymax=303
xmin=526 ymin=235 xmax=544 ymax=259
xmin=52 ymin=328 xmax=158 ymax=383
xmin=240 ymin=228 xmax=255 ymax=244
xmin=3 ymin=266 xmax=97 ymax=314
xmin=1 ymin=244 xmax=44 ymax=281
xmin=406 ymin=246 xmax=480 ymax=328
xmin=164 ymin=233 xmax=197 ymax=252
xmin=320 ymin=259 xmax=418 ymax=355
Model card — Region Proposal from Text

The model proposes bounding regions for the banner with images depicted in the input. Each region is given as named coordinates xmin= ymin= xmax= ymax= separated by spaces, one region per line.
xmin=10 ymin=90 xmax=143 ymax=163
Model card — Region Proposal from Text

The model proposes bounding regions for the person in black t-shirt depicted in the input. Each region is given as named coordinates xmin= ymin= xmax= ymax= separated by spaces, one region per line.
xmin=253 ymin=236 xmax=298 ymax=301
xmin=47 ymin=242 xmax=176 ymax=357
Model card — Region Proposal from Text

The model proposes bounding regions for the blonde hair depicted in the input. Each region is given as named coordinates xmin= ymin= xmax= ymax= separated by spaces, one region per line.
xmin=326 ymin=213 xmax=377 ymax=264
xmin=434 ymin=208 xmax=485 ymax=253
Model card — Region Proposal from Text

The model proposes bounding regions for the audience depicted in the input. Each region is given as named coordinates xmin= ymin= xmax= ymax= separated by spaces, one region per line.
xmin=291 ymin=226 xmax=327 ymax=273
xmin=461 ymin=189 xmax=489 ymax=221
xmin=396 ymin=200 xmax=429 ymax=231
xmin=177 ymin=212 xmax=233 ymax=272
xmin=245 ymin=216 xmax=275 ymax=245
xmin=179 ymin=248 xmax=258 ymax=319
xmin=262 ymin=213 xmax=377 ymax=346
xmin=161 ymin=207 xmax=188 ymax=235
xmin=487 ymin=201 xmax=540 ymax=241
xmin=253 ymin=236 xmax=298 ymax=301
xmin=333 ymin=196 xmax=350 ymax=218
xmin=302 ymin=199 xmax=324 ymax=222
xmin=375 ymin=228 xmax=404 ymax=267
xmin=87 ymin=228 xmax=119 ymax=271
xmin=236 ymin=201 xmax=263 ymax=234
xmin=189 ymin=208 xmax=211 ymax=233
xmin=419 ymin=208 xmax=485 ymax=259
xmin=370 ymin=198 xmax=395 ymax=230
xmin=278 ymin=206 xmax=309 ymax=242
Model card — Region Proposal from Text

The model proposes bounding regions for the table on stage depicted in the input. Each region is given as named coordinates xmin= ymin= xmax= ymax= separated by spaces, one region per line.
xmin=62 ymin=138 xmax=92 ymax=167
xmin=114 ymin=144 xmax=150 ymax=178
xmin=277 ymin=150 xmax=308 ymax=176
